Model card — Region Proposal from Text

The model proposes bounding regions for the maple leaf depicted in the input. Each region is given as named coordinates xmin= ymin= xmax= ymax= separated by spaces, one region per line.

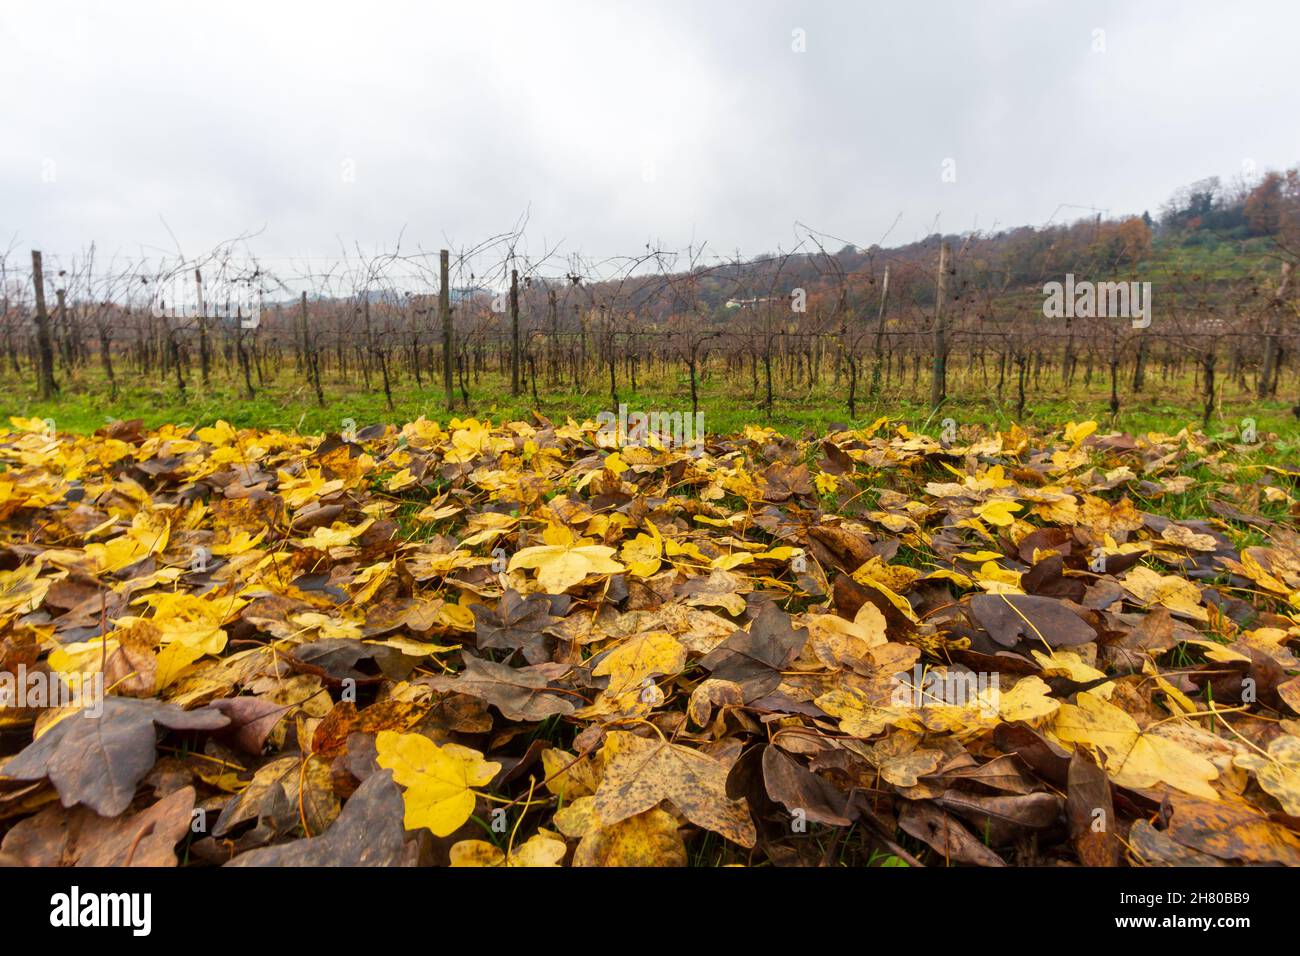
xmin=1 ymin=697 xmax=229 ymax=816
xmin=815 ymin=472 xmax=840 ymax=494
xmin=424 ymin=654 xmax=576 ymax=721
xmin=975 ymin=498 xmax=1022 ymax=527
xmin=0 ymin=563 xmax=51 ymax=616
xmin=592 ymin=730 xmax=756 ymax=847
xmin=470 ymin=589 xmax=559 ymax=664
xmin=553 ymin=796 xmax=687 ymax=866
xmin=294 ymin=518 xmax=374 ymax=551
xmin=678 ymin=569 xmax=749 ymax=615
xmin=620 ymin=525 xmax=664 ymax=577
xmin=996 ymin=676 xmax=1061 ymax=723
xmin=154 ymin=620 xmax=228 ymax=690
xmin=869 ymin=734 xmax=944 ymax=788
xmin=227 ymin=770 xmax=411 ymax=866
xmin=592 ymin=630 xmax=687 ymax=695
xmin=508 ymin=539 xmax=625 ymax=593
xmin=1063 ymin=420 xmax=1098 ymax=446
xmin=1053 ymin=692 xmax=1219 ymax=798
xmin=817 ymin=682 xmax=913 ymax=737
xmin=699 ymin=601 xmax=807 ymax=701
xmin=375 ymin=731 xmax=501 ymax=836
xmin=277 ymin=467 xmax=345 ymax=508
xmin=807 ymin=603 xmax=888 ymax=670
xmin=1121 ymin=566 xmax=1208 ymax=621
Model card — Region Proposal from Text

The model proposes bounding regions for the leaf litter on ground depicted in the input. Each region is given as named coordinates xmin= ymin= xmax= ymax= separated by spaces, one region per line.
xmin=0 ymin=413 xmax=1298 ymax=866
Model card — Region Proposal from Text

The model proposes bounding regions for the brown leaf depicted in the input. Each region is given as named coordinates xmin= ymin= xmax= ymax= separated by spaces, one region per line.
xmin=1067 ymin=749 xmax=1119 ymax=866
xmin=935 ymin=790 xmax=1061 ymax=844
xmin=1163 ymin=794 xmax=1300 ymax=865
xmin=225 ymin=770 xmax=412 ymax=866
xmin=970 ymin=593 xmax=1096 ymax=649
xmin=0 ymin=786 xmax=196 ymax=866
xmin=211 ymin=754 xmax=338 ymax=845
xmin=423 ymin=654 xmax=576 ymax=722
xmin=311 ymin=699 xmax=426 ymax=758
xmin=761 ymin=745 xmax=856 ymax=826
xmin=472 ymin=589 xmax=560 ymax=664
xmin=897 ymin=800 xmax=1006 ymax=867
xmin=1127 ymin=819 xmax=1225 ymax=866
xmin=1 ymin=697 xmax=228 ymax=817
xmin=699 ymin=602 xmax=808 ymax=701
xmin=210 ymin=697 xmax=289 ymax=755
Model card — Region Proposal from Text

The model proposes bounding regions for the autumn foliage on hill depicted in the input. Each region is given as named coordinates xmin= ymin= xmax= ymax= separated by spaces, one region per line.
xmin=0 ymin=414 xmax=1298 ymax=867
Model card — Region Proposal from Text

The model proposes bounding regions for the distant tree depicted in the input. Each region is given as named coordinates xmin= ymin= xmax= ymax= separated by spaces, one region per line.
xmin=1245 ymin=172 xmax=1285 ymax=236
xmin=1090 ymin=216 xmax=1153 ymax=268
xmin=1160 ymin=176 xmax=1222 ymax=231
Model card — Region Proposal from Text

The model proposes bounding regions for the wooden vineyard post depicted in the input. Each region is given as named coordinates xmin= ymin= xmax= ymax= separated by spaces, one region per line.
xmin=440 ymin=249 xmax=453 ymax=409
xmin=930 ymin=241 xmax=950 ymax=410
xmin=870 ymin=264 xmax=890 ymax=396
xmin=509 ymin=267 xmax=521 ymax=396
xmin=30 ymin=250 xmax=58 ymax=400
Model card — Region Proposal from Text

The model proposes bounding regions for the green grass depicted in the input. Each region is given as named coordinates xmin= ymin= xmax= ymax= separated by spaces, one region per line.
xmin=2 ymin=363 xmax=1297 ymax=459
xmin=1136 ymin=235 xmax=1279 ymax=284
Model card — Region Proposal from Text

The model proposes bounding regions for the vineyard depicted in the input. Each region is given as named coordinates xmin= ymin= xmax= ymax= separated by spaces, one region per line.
xmin=3 ymin=203 xmax=1299 ymax=442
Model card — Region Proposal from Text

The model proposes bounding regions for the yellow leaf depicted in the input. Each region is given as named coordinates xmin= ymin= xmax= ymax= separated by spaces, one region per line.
xmin=1122 ymin=566 xmax=1207 ymax=621
xmin=592 ymin=631 xmax=687 ymax=695
xmin=295 ymin=517 xmax=374 ymax=550
xmin=211 ymin=529 xmax=267 ymax=556
xmin=711 ymin=551 xmax=754 ymax=571
xmin=621 ymin=531 xmax=663 ymax=578
xmin=508 ymin=542 xmax=625 ymax=593
xmin=997 ymin=676 xmax=1060 ymax=723
xmin=956 ymin=550 xmax=1005 ymax=563
xmin=1054 ymin=692 xmax=1218 ymax=799
xmin=556 ymin=797 xmax=687 ymax=866
xmin=375 ymin=731 xmax=500 ymax=836
xmin=593 ymin=731 xmax=755 ymax=848
xmin=1031 ymin=649 xmax=1107 ymax=683
xmin=1063 ymin=420 xmax=1097 ymax=446
xmin=1234 ymin=736 xmax=1300 ymax=816
xmin=450 ymin=832 xmax=566 ymax=867
xmin=540 ymin=748 xmax=599 ymax=799
xmin=816 ymin=687 xmax=916 ymax=737
xmin=975 ymin=498 xmax=1022 ymax=527
xmin=973 ymin=561 xmax=1024 ymax=593
xmin=386 ymin=468 xmax=418 ymax=492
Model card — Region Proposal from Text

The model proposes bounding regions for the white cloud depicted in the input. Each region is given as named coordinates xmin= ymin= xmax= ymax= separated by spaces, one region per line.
xmin=2 ymin=0 xmax=1297 ymax=263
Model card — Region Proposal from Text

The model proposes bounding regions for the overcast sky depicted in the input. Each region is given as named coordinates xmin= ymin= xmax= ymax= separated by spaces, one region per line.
xmin=3 ymin=0 xmax=1297 ymax=268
